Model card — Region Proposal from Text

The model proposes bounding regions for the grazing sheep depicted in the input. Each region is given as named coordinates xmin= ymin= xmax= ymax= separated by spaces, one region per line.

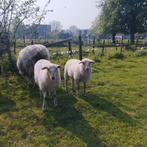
xmin=34 ymin=59 xmax=61 ymax=111
xmin=64 ymin=58 xmax=94 ymax=95
xmin=17 ymin=44 xmax=49 ymax=82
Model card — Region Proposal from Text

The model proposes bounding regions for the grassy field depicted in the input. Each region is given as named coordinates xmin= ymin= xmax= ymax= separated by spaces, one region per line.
xmin=0 ymin=47 xmax=147 ymax=146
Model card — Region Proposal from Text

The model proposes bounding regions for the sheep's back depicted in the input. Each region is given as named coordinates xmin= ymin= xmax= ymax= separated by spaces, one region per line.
xmin=17 ymin=44 xmax=49 ymax=79
xmin=64 ymin=59 xmax=82 ymax=79
xmin=34 ymin=59 xmax=50 ymax=85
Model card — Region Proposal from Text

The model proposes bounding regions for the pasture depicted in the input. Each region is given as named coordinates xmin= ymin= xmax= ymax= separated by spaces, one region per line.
xmin=0 ymin=47 xmax=147 ymax=146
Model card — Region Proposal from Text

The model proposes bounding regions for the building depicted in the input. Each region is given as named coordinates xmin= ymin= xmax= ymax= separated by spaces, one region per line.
xmin=32 ymin=24 xmax=51 ymax=39
xmin=16 ymin=24 xmax=51 ymax=39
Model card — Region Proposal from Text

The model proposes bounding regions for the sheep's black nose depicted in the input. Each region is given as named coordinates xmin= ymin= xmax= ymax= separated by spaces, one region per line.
xmin=86 ymin=68 xmax=89 ymax=72
xmin=52 ymin=77 xmax=55 ymax=80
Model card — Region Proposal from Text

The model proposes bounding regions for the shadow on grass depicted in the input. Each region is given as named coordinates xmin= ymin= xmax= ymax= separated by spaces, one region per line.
xmin=15 ymin=79 xmax=104 ymax=146
xmin=0 ymin=74 xmax=103 ymax=146
xmin=0 ymin=96 xmax=16 ymax=114
xmin=43 ymin=91 xmax=105 ymax=147
xmin=84 ymin=94 xmax=136 ymax=125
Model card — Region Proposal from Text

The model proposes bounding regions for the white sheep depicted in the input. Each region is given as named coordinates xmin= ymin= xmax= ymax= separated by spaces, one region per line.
xmin=34 ymin=59 xmax=61 ymax=111
xmin=17 ymin=44 xmax=49 ymax=82
xmin=64 ymin=58 xmax=94 ymax=95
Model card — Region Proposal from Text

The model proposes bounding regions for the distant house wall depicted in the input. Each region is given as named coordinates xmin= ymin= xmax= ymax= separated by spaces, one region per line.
xmin=16 ymin=24 xmax=51 ymax=39
xmin=35 ymin=24 xmax=51 ymax=39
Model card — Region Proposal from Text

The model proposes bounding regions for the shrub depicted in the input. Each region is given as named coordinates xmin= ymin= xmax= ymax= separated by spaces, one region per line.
xmin=134 ymin=50 xmax=147 ymax=57
xmin=91 ymin=55 xmax=101 ymax=63
xmin=109 ymin=52 xmax=124 ymax=60
xmin=126 ymin=45 xmax=136 ymax=51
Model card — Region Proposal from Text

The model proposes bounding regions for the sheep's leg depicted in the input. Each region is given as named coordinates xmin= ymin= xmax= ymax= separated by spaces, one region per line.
xmin=40 ymin=91 xmax=42 ymax=99
xmin=53 ymin=90 xmax=58 ymax=107
xmin=65 ymin=78 xmax=68 ymax=92
xmin=42 ymin=92 xmax=48 ymax=111
xmin=72 ymin=78 xmax=75 ymax=92
xmin=84 ymin=82 xmax=86 ymax=96
xmin=47 ymin=91 xmax=51 ymax=99
xmin=76 ymin=80 xmax=80 ymax=96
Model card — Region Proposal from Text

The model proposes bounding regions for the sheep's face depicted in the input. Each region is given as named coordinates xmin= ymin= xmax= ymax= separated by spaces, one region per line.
xmin=83 ymin=61 xmax=91 ymax=72
xmin=42 ymin=65 xmax=60 ymax=81
xmin=48 ymin=66 xmax=58 ymax=80
xmin=79 ymin=59 xmax=94 ymax=73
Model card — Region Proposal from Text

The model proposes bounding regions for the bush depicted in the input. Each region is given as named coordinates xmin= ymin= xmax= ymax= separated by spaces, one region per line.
xmin=109 ymin=52 xmax=124 ymax=60
xmin=125 ymin=45 xmax=136 ymax=51
xmin=91 ymin=55 xmax=101 ymax=63
xmin=134 ymin=50 xmax=147 ymax=57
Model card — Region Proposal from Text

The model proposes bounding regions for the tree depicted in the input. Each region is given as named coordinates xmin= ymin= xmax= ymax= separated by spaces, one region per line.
xmin=0 ymin=0 xmax=51 ymax=70
xmin=121 ymin=0 xmax=147 ymax=43
xmin=92 ymin=0 xmax=123 ymax=43
xmin=0 ymin=0 xmax=41 ymax=51
xmin=93 ymin=0 xmax=147 ymax=44
xmin=50 ymin=20 xmax=62 ymax=32
xmin=69 ymin=25 xmax=79 ymax=36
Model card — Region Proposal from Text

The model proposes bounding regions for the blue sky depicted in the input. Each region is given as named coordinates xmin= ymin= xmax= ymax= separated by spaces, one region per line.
xmin=38 ymin=0 xmax=100 ymax=29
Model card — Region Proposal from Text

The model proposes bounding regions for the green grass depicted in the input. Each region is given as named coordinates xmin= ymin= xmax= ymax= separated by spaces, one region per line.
xmin=0 ymin=48 xmax=147 ymax=146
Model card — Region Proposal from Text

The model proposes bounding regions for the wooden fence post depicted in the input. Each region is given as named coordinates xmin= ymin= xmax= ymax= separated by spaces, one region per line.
xmin=79 ymin=31 xmax=83 ymax=60
xmin=31 ymin=40 xmax=34 ymax=45
xmin=88 ymin=35 xmax=91 ymax=45
xmin=120 ymin=38 xmax=123 ymax=53
xmin=23 ymin=35 xmax=26 ymax=47
xmin=136 ymin=39 xmax=138 ymax=49
xmin=68 ymin=41 xmax=72 ymax=57
xmin=92 ymin=36 xmax=95 ymax=54
xmin=101 ymin=40 xmax=105 ymax=56
xmin=115 ymin=43 xmax=118 ymax=51
xmin=128 ymin=39 xmax=130 ymax=45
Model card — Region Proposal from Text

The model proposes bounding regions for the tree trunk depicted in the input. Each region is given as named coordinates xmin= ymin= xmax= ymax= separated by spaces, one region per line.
xmin=13 ymin=40 xmax=16 ymax=54
xmin=23 ymin=35 xmax=26 ymax=47
xmin=7 ymin=38 xmax=18 ymax=73
xmin=13 ymin=34 xmax=16 ymax=54
xmin=112 ymin=33 xmax=116 ymax=44
xmin=130 ymin=32 xmax=135 ymax=44
xmin=129 ymin=13 xmax=136 ymax=44
xmin=7 ymin=40 xmax=14 ymax=69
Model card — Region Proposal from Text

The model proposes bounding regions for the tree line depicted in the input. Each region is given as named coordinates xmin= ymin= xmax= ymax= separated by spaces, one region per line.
xmin=92 ymin=0 xmax=147 ymax=44
xmin=0 ymin=0 xmax=51 ymax=70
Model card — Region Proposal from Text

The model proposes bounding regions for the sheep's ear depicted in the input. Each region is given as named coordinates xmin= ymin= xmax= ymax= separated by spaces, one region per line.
xmin=42 ymin=67 xmax=48 ymax=70
xmin=56 ymin=64 xmax=61 ymax=68
xmin=79 ymin=61 xmax=85 ymax=64
xmin=90 ymin=60 xmax=95 ymax=64
xmin=56 ymin=65 xmax=61 ymax=68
